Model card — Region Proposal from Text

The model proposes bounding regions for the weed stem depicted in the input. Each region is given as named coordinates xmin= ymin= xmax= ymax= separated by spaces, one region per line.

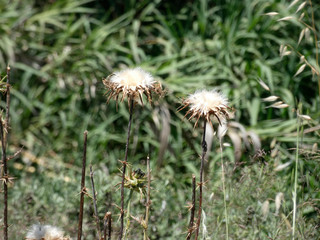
xmin=90 ymin=165 xmax=101 ymax=239
xmin=292 ymin=111 xmax=301 ymax=240
xmin=119 ymin=98 xmax=134 ymax=240
xmin=195 ymin=121 xmax=207 ymax=240
xmin=219 ymin=140 xmax=229 ymax=240
xmin=144 ymin=156 xmax=151 ymax=240
xmin=1 ymin=65 xmax=11 ymax=240
xmin=186 ymin=174 xmax=196 ymax=240
xmin=77 ymin=130 xmax=88 ymax=240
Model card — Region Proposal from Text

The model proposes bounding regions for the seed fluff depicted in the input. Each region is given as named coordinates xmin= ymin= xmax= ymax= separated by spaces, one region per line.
xmin=179 ymin=89 xmax=231 ymax=127
xmin=102 ymin=67 xmax=162 ymax=105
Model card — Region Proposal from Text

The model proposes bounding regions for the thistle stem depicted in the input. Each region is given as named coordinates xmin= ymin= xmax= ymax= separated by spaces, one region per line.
xmin=2 ymin=65 xmax=11 ymax=240
xmin=186 ymin=174 xmax=196 ymax=240
xmin=1 ymin=119 xmax=8 ymax=240
xmin=77 ymin=130 xmax=88 ymax=240
xmin=104 ymin=212 xmax=112 ymax=240
xmin=195 ymin=121 xmax=207 ymax=240
xmin=143 ymin=156 xmax=151 ymax=240
xmin=219 ymin=140 xmax=229 ymax=240
xmin=90 ymin=165 xmax=101 ymax=239
xmin=119 ymin=98 xmax=134 ymax=240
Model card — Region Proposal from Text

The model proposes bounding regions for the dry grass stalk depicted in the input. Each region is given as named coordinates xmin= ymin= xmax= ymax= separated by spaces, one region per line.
xmin=143 ymin=156 xmax=151 ymax=240
xmin=103 ymin=212 xmax=112 ymax=240
xmin=90 ymin=165 xmax=101 ymax=239
xmin=77 ymin=130 xmax=88 ymax=240
xmin=186 ymin=174 xmax=196 ymax=240
xmin=1 ymin=65 xmax=11 ymax=240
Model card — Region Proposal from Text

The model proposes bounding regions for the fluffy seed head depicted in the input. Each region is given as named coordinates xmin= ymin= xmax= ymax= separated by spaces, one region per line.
xmin=180 ymin=89 xmax=230 ymax=127
xmin=102 ymin=67 xmax=162 ymax=105
xmin=26 ymin=224 xmax=70 ymax=240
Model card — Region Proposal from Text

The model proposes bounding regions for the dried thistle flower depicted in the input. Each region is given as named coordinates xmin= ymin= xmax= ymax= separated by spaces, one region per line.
xmin=123 ymin=167 xmax=147 ymax=199
xmin=180 ymin=89 xmax=230 ymax=127
xmin=102 ymin=67 xmax=162 ymax=105
xmin=26 ymin=224 xmax=71 ymax=240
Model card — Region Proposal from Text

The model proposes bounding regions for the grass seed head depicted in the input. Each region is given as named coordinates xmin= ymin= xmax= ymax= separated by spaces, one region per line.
xmin=102 ymin=67 xmax=162 ymax=105
xmin=180 ymin=89 xmax=230 ymax=127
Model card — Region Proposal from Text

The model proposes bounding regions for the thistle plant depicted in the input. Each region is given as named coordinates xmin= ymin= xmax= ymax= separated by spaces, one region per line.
xmin=180 ymin=89 xmax=231 ymax=240
xmin=102 ymin=67 xmax=162 ymax=240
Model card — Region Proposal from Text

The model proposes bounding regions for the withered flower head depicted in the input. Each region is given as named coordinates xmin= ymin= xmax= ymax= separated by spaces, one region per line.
xmin=180 ymin=89 xmax=230 ymax=127
xmin=102 ymin=67 xmax=162 ymax=105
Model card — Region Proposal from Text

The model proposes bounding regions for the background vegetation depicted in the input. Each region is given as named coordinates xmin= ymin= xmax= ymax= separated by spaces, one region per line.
xmin=0 ymin=0 xmax=319 ymax=239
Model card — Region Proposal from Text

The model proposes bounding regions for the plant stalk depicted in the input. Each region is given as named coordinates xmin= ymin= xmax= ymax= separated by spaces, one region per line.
xmin=77 ymin=130 xmax=88 ymax=240
xmin=2 ymin=65 xmax=11 ymax=240
xmin=119 ymin=98 xmax=134 ymax=240
xmin=4 ymin=65 xmax=11 ymax=147
xmin=186 ymin=174 xmax=196 ymax=240
xmin=308 ymin=0 xmax=320 ymax=97
xmin=90 ymin=165 xmax=101 ymax=239
xmin=143 ymin=156 xmax=151 ymax=240
xmin=195 ymin=121 xmax=207 ymax=240
xmin=292 ymin=115 xmax=301 ymax=240
xmin=219 ymin=140 xmax=229 ymax=240
xmin=1 ymin=119 xmax=8 ymax=240
xmin=104 ymin=212 xmax=112 ymax=240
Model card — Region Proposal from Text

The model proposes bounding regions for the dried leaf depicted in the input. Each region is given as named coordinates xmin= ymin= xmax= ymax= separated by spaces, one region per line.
xmin=218 ymin=122 xmax=228 ymax=140
xmin=274 ymin=161 xmax=291 ymax=171
xmin=294 ymin=64 xmax=306 ymax=77
xmin=275 ymin=192 xmax=284 ymax=216
xmin=265 ymin=12 xmax=279 ymax=16
xmin=299 ymin=12 xmax=305 ymax=21
xmin=282 ymin=51 xmax=291 ymax=56
xmin=258 ymin=78 xmax=270 ymax=91
xmin=277 ymin=16 xmax=294 ymax=22
xmin=272 ymin=104 xmax=289 ymax=109
xmin=298 ymin=114 xmax=311 ymax=120
xmin=312 ymin=143 xmax=318 ymax=153
xmin=289 ymin=0 xmax=300 ymax=9
xmin=262 ymin=96 xmax=279 ymax=102
xmin=228 ymin=130 xmax=242 ymax=162
xmin=279 ymin=44 xmax=285 ymax=55
xmin=298 ymin=28 xmax=305 ymax=44
xmin=247 ymin=131 xmax=261 ymax=153
xmin=305 ymin=27 xmax=310 ymax=40
xmin=296 ymin=1 xmax=307 ymax=13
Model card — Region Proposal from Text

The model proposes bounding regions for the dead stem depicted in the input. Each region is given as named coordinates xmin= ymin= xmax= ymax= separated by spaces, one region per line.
xmin=77 ymin=130 xmax=88 ymax=240
xmin=195 ymin=121 xmax=207 ymax=240
xmin=186 ymin=174 xmax=196 ymax=240
xmin=143 ymin=156 xmax=151 ymax=240
xmin=104 ymin=212 xmax=112 ymax=240
xmin=90 ymin=165 xmax=101 ymax=239
xmin=1 ymin=65 xmax=11 ymax=240
xmin=119 ymin=98 xmax=134 ymax=240
xmin=4 ymin=65 xmax=11 ymax=147
xmin=1 ymin=118 xmax=8 ymax=240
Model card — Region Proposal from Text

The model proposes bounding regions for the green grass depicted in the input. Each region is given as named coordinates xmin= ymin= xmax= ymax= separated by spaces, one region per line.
xmin=0 ymin=0 xmax=320 ymax=239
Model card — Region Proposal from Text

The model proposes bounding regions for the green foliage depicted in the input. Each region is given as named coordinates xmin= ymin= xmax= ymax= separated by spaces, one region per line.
xmin=0 ymin=0 xmax=319 ymax=239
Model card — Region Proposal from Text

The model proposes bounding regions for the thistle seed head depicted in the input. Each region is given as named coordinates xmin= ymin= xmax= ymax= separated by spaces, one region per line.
xmin=26 ymin=224 xmax=70 ymax=240
xmin=180 ymin=89 xmax=230 ymax=127
xmin=102 ymin=67 xmax=162 ymax=105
